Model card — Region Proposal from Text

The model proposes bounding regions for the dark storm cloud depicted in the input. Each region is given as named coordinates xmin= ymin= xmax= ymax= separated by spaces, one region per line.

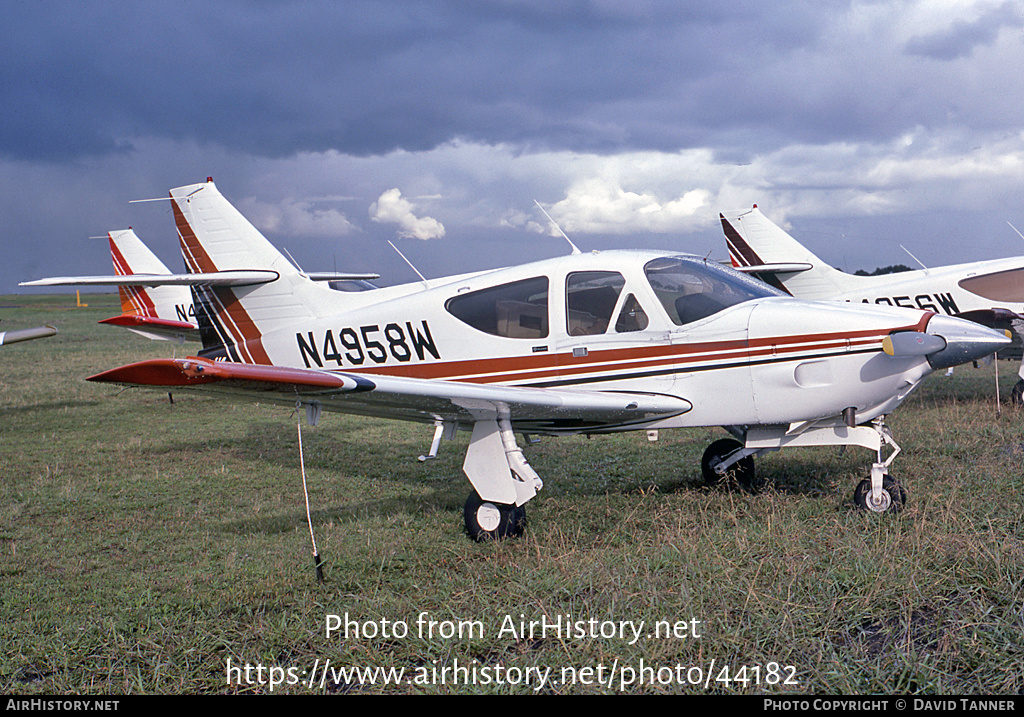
xmin=5 ymin=1 xmax=1024 ymax=297
xmin=0 ymin=0 xmax=832 ymax=162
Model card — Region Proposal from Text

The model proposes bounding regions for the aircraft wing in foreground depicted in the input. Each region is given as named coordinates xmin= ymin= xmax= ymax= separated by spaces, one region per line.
xmin=87 ymin=180 xmax=1010 ymax=541
xmin=721 ymin=205 xmax=1024 ymax=400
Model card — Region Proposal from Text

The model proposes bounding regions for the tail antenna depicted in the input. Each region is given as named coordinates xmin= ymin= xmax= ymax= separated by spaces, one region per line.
xmin=534 ymin=200 xmax=581 ymax=255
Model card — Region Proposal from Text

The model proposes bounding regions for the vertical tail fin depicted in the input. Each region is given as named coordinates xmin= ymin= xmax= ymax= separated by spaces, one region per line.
xmin=720 ymin=206 xmax=863 ymax=299
xmin=169 ymin=179 xmax=329 ymax=363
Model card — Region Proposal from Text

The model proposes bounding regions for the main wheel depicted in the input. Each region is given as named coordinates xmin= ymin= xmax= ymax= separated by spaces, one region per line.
xmin=852 ymin=475 xmax=906 ymax=513
xmin=700 ymin=438 xmax=760 ymax=493
xmin=1011 ymin=379 xmax=1024 ymax=406
xmin=463 ymin=491 xmax=526 ymax=542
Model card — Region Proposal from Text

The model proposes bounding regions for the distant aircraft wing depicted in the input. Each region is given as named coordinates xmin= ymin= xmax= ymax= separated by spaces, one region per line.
xmin=0 ymin=325 xmax=57 ymax=346
xmin=87 ymin=357 xmax=692 ymax=433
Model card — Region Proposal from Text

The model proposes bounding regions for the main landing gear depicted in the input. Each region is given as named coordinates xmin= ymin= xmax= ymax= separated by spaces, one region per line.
xmin=456 ymin=418 xmax=542 ymax=542
xmin=464 ymin=491 xmax=527 ymax=541
xmin=1011 ymin=378 xmax=1024 ymax=406
xmin=700 ymin=438 xmax=761 ymax=493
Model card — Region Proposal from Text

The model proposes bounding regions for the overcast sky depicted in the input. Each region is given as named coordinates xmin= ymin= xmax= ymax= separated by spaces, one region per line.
xmin=5 ymin=0 xmax=1024 ymax=294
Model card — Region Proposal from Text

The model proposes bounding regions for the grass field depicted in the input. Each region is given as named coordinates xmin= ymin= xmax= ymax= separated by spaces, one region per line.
xmin=2 ymin=294 xmax=1022 ymax=694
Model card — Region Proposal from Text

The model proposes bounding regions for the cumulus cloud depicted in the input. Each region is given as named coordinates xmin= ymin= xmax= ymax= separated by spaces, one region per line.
xmin=240 ymin=197 xmax=358 ymax=238
xmin=547 ymin=178 xmax=711 ymax=234
xmin=369 ymin=188 xmax=446 ymax=240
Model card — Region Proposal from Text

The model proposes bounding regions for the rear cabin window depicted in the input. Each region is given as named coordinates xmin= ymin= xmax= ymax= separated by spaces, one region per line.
xmin=445 ymin=277 xmax=549 ymax=338
xmin=644 ymin=257 xmax=780 ymax=326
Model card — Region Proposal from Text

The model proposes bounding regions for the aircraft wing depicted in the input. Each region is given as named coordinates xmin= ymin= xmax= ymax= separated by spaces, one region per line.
xmin=87 ymin=357 xmax=692 ymax=433
xmin=0 ymin=326 xmax=57 ymax=346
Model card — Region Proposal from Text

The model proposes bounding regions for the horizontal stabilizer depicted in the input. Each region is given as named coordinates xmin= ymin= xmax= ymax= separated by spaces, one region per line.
xmin=98 ymin=315 xmax=199 ymax=343
xmin=99 ymin=315 xmax=196 ymax=331
xmin=21 ymin=270 xmax=280 ymax=288
xmin=733 ymin=262 xmax=813 ymax=275
xmin=303 ymin=272 xmax=380 ymax=282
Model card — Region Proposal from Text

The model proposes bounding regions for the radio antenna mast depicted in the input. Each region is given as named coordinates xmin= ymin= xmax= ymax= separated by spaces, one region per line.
xmin=534 ymin=200 xmax=581 ymax=255
xmin=388 ymin=240 xmax=430 ymax=289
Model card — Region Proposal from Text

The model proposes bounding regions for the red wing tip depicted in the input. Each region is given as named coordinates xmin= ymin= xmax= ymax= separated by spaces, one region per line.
xmin=87 ymin=358 xmax=216 ymax=386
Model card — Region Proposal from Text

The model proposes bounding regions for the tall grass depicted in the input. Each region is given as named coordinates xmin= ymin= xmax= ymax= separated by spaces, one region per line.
xmin=1 ymin=295 xmax=1021 ymax=693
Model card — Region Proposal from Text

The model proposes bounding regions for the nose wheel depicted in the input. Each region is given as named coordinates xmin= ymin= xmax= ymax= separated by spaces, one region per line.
xmin=853 ymin=474 xmax=906 ymax=513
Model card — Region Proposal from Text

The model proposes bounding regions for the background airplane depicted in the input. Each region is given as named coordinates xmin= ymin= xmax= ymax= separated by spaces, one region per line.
xmin=21 ymin=228 xmax=202 ymax=343
xmin=720 ymin=206 xmax=1024 ymax=402
xmin=103 ymin=228 xmax=199 ymax=342
xmin=82 ymin=180 xmax=1010 ymax=541
xmin=22 ymin=215 xmax=379 ymax=343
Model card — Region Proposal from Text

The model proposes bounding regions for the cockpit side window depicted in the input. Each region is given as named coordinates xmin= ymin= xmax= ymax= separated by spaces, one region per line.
xmin=445 ymin=276 xmax=549 ymax=338
xmin=566 ymin=271 xmax=625 ymax=336
xmin=615 ymin=293 xmax=649 ymax=333
xmin=644 ymin=257 xmax=780 ymax=326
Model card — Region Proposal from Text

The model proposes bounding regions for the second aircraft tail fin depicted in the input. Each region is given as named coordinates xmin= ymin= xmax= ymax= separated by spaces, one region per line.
xmin=720 ymin=206 xmax=865 ymax=299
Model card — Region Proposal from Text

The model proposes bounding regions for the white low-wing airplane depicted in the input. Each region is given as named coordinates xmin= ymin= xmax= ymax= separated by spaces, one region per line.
xmin=80 ymin=180 xmax=1010 ymax=540
xmin=720 ymin=205 xmax=1024 ymax=400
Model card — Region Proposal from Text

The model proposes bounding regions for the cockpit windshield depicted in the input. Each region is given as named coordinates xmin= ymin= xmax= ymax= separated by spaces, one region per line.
xmin=644 ymin=256 xmax=783 ymax=326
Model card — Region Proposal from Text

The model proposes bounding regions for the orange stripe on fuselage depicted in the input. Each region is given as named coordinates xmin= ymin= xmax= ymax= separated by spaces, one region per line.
xmin=342 ymin=314 xmax=933 ymax=386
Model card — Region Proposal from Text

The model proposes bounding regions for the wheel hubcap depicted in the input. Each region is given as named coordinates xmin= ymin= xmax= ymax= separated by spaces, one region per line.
xmin=865 ymin=488 xmax=892 ymax=512
xmin=476 ymin=503 xmax=501 ymax=532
